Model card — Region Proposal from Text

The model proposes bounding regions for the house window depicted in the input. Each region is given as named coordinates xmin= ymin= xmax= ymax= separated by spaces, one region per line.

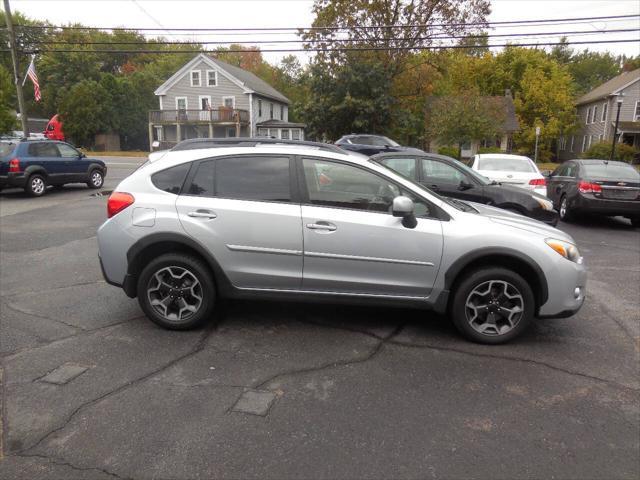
xmin=190 ymin=70 xmax=201 ymax=87
xmin=635 ymin=100 xmax=640 ymax=121
xmin=585 ymin=107 xmax=590 ymax=124
xmin=592 ymin=105 xmax=598 ymax=124
xmin=269 ymin=128 xmax=278 ymax=138
xmin=199 ymin=96 xmax=211 ymax=110
xmin=280 ymin=105 xmax=284 ymax=120
xmin=176 ymin=97 xmax=187 ymax=111
xmin=227 ymin=128 xmax=236 ymax=138
xmin=581 ymin=135 xmax=587 ymax=152
xmin=258 ymin=128 xmax=268 ymax=137
xmin=598 ymin=134 xmax=603 ymax=142
xmin=292 ymin=129 xmax=300 ymax=141
xmin=270 ymin=103 xmax=274 ymax=119
xmin=601 ymin=102 xmax=607 ymax=122
xmin=587 ymin=135 xmax=592 ymax=149
xmin=281 ymin=129 xmax=290 ymax=140
xmin=570 ymin=136 xmax=574 ymax=152
xmin=258 ymin=99 xmax=262 ymax=117
xmin=223 ymin=96 xmax=235 ymax=108
xmin=207 ymin=70 xmax=217 ymax=87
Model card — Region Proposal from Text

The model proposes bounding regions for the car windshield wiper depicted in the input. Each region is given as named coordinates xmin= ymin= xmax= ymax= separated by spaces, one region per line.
xmin=446 ymin=198 xmax=477 ymax=213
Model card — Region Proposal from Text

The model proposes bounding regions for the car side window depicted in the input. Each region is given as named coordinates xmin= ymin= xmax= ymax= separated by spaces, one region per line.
xmin=28 ymin=142 xmax=61 ymax=157
xmin=379 ymin=157 xmax=417 ymax=180
xmin=151 ymin=162 xmax=191 ymax=194
xmin=57 ymin=144 xmax=79 ymax=158
xmin=565 ymin=164 xmax=576 ymax=178
xmin=186 ymin=160 xmax=215 ymax=197
xmin=422 ymin=158 xmax=465 ymax=183
xmin=215 ymin=156 xmax=291 ymax=202
xmin=302 ymin=158 xmax=433 ymax=217
xmin=552 ymin=165 xmax=565 ymax=177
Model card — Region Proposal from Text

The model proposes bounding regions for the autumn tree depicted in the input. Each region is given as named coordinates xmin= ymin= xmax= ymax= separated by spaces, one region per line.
xmin=0 ymin=65 xmax=17 ymax=134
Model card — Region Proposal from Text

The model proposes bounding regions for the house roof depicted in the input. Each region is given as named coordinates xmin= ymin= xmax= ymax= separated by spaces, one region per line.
xmin=207 ymin=57 xmax=290 ymax=104
xmin=576 ymin=68 xmax=640 ymax=106
xmin=257 ymin=119 xmax=306 ymax=128
xmin=154 ymin=53 xmax=290 ymax=104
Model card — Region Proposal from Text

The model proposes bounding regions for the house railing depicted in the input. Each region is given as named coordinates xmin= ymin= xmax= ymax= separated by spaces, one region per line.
xmin=149 ymin=108 xmax=250 ymax=124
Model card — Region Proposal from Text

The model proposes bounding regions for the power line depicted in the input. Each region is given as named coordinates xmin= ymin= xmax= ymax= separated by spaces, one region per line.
xmin=9 ymin=38 xmax=638 ymax=55
xmin=21 ymin=27 xmax=639 ymax=46
xmin=11 ymin=14 xmax=640 ymax=32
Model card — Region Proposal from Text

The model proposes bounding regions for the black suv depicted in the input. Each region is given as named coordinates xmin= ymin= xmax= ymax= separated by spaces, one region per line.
xmin=373 ymin=152 xmax=559 ymax=226
xmin=546 ymin=159 xmax=639 ymax=226
xmin=0 ymin=139 xmax=107 ymax=196
xmin=335 ymin=134 xmax=421 ymax=156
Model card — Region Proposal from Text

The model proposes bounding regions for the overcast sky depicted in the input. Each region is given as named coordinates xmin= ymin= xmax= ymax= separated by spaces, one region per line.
xmin=8 ymin=0 xmax=640 ymax=64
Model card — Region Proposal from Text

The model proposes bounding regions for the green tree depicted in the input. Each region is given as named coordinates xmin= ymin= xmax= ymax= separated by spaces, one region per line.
xmin=57 ymin=80 xmax=111 ymax=147
xmin=583 ymin=141 xmax=638 ymax=163
xmin=0 ymin=65 xmax=17 ymax=134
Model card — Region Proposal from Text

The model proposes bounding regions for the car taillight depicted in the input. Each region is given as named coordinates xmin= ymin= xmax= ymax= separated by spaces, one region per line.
xmin=107 ymin=192 xmax=135 ymax=218
xmin=529 ymin=178 xmax=546 ymax=186
xmin=578 ymin=181 xmax=602 ymax=194
xmin=8 ymin=158 xmax=20 ymax=173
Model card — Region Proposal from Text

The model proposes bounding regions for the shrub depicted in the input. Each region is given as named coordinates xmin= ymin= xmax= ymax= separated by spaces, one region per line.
xmin=477 ymin=146 xmax=503 ymax=154
xmin=437 ymin=145 xmax=460 ymax=159
xmin=582 ymin=141 xmax=638 ymax=163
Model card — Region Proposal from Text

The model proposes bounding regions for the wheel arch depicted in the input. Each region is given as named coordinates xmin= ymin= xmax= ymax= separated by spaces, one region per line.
xmin=125 ymin=232 xmax=232 ymax=298
xmin=24 ymin=165 xmax=48 ymax=178
xmin=444 ymin=247 xmax=548 ymax=314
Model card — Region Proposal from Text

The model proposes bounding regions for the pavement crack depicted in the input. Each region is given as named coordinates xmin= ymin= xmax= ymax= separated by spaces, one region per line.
xmin=1 ymin=300 xmax=85 ymax=332
xmin=294 ymin=316 xmax=387 ymax=340
xmin=254 ymin=322 xmax=405 ymax=390
xmin=2 ymin=280 xmax=106 ymax=298
xmin=14 ymin=452 xmax=128 ymax=479
xmin=387 ymin=339 xmax=640 ymax=393
xmin=18 ymin=324 xmax=217 ymax=454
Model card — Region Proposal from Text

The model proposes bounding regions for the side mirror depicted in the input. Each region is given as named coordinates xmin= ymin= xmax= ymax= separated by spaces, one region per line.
xmin=458 ymin=179 xmax=473 ymax=190
xmin=392 ymin=196 xmax=417 ymax=229
xmin=151 ymin=140 xmax=160 ymax=149
xmin=79 ymin=151 xmax=86 ymax=159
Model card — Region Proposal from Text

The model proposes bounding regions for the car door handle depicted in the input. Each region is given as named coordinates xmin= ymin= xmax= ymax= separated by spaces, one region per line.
xmin=188 ymin=210 xmax=217 ymax=219
xmin=306 ymin=222 xmax=337 ymax=232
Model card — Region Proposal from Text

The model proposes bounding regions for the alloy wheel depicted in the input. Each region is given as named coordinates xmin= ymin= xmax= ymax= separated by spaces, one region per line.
xmin=465 ymin=280 xmax=524 ymax=336
xmin=31 ymin=177 xmax=45 ymax=195
xmin=146 ymin=266 xmax=203 ymax=322
xmin=560 ymin=197 xmax=568 ymax=219
xmin=91 ymin=171 xmax=103 ymax=187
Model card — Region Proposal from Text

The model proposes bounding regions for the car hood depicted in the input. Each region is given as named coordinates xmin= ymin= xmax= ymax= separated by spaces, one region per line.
xmin=468 ymin=202 xmax=573 ymax=242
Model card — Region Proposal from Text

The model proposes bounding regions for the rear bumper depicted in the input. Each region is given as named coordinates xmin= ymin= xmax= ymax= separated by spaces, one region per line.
xmin=0 ymin=173 xmax=27 ymax=189
xmin=571 ymin=194 xmax=640 ymax=217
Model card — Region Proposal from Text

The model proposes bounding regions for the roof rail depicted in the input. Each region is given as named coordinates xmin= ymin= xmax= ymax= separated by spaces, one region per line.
xmin=171 ymin=137 xmax=345 ymax=154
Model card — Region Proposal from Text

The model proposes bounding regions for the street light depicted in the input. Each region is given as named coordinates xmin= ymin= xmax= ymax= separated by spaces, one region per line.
xmin=610 ymin=94 xmax=624 ymax=161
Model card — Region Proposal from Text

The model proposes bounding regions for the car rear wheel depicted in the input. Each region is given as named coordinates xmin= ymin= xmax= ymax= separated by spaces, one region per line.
xmin=450 ymin=267 xmax=535 ymax=344
xmin=25 ymin=174 xmax=47 ymax=197
xmin=87 ymin=169 xmax=104 ymax=189
xmin=559 ymin=195 xmax=572 ymax=222
xmin=137 ymin=253 xmax=215 ymax=330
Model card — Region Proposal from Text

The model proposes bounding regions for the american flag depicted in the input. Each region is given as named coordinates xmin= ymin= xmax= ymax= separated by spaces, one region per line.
xmin=23 ymin=57 xmax=41 ymax=102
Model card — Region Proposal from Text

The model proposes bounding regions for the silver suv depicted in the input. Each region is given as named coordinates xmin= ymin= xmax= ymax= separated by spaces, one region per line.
xmin=98 ymin=145 xmax=586 ymax=344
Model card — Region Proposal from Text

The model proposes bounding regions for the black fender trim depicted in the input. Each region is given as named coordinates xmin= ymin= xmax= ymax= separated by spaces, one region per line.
xmin=125 ymin=232 xmax=234 ymax=298
xmin=444 ymin=247 xmax=549 ymax=306
xmin=23 ymin=165 xmax=48 ymax=178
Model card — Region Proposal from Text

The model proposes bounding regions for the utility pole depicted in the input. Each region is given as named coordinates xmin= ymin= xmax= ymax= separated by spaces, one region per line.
xmin=534 ymin=126 xmax=541 ymax=163
xmin=609 ymin=96 xmax=624 ymax=161
xmin=3 ymin=0 xmax=29 ymax=136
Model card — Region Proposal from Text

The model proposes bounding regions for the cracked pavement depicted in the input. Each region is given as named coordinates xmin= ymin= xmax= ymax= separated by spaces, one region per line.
xmin=1 ymin=157 xmax=639 ymax=479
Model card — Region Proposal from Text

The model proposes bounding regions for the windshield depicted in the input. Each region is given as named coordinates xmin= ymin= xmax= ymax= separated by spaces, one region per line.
xmin=353 ymin=136 xmax=400 ymax=147
xmin=582 ymin=163 xmax=640 ymax=181
xmin=478 ymin=156 xmax=536 ymax=172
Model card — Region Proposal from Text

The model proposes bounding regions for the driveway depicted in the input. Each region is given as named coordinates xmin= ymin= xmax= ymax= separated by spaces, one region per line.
xmin=1 ymin=158 xmax=638 ymax=479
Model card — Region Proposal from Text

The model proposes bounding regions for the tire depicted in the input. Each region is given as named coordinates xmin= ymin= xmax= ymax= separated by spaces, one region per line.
xmin=136 ymin=253 xmax=215 ymax=330
xmin=450 ymin=267 xmax=535 ymax=344
xmin=87 ymin=169 xmax=104 ymax=189
xmin=558 ymin=195 xmax=572 ymax=222
xmin=25 ymin=174 xmax=47 ymax=197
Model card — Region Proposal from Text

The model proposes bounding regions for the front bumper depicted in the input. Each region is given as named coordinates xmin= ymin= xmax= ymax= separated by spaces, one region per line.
xmin=0 ymin=173 xmax=27 ymax=189
xmin=530 ymin=206 xmax=559 ymax=227
xmin=571 ymin=193 xmax=640 ymax=217
xmin=537 ymin=258 xmax=587 ymax=318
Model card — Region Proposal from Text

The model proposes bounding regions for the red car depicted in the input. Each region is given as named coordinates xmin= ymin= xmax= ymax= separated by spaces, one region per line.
xmin=44 ymin=114 xmax=65 ymax=141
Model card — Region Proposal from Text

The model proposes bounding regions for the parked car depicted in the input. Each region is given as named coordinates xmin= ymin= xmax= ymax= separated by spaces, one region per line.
xmin=0 ymin=139 xmax=106 ymax=196
xmin=98 ymin=144 xmax=586 ymax=344
xmin=372 ymin=152 xmax=558 ymax=226
xmin=546 ymin=159 xmax=640 ymax=226
xmin=470 ymin=153 xmax=547 ymax=197
xmin=335 ymin=134 xmax=421 ymax=156
xmin=44 ymin=114 xmax=65 ymax=141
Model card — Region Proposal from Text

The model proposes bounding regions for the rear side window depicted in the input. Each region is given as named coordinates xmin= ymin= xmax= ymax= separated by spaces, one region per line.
xmin=187 ymin=160 xmax=215 ymax=196
xmin=0 ymin=143 xmax=15 ymax=157
xmin=215 ymin=156 xmax=290 ymax=202
xmin=28 ymin=142 xmax=60 ymax=157
xmin=151 ymin=162 xmax=190 ymax=194
xmin=380 ymin=157 xmax=417 ymax=180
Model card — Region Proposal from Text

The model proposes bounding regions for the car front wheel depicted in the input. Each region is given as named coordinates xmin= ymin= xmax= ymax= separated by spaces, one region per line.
xmin=137 ymin=253 xmax=215 ymax=330
xmin=450 ymin=267 xmax=535 ymax=344
xmin=26 ymin=174 xmax=47 ymax=197
xmin=559 ymin=195 xmax=572 ymax=222
xmin=87 ymin=169 xmax=104 ymax=189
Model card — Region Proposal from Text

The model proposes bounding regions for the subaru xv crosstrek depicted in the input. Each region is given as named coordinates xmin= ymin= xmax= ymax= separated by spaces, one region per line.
xmin=98 ymin=144 xmax=586 ymax=344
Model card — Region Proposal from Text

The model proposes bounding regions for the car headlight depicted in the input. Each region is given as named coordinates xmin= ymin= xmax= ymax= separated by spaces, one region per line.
xmin=545 ymin=238 xmax=583 ymax=264
xmin=534 ymin=196 xmax=553 ymax=211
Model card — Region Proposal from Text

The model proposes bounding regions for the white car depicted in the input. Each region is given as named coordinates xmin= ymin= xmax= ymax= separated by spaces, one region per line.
xmin=471 ymin=154 xmax=547 ymax=197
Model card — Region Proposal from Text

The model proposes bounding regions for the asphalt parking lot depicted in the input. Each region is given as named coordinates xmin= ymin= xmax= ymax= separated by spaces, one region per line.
xmin=1 ymin=156 xmax=638 ymax=479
